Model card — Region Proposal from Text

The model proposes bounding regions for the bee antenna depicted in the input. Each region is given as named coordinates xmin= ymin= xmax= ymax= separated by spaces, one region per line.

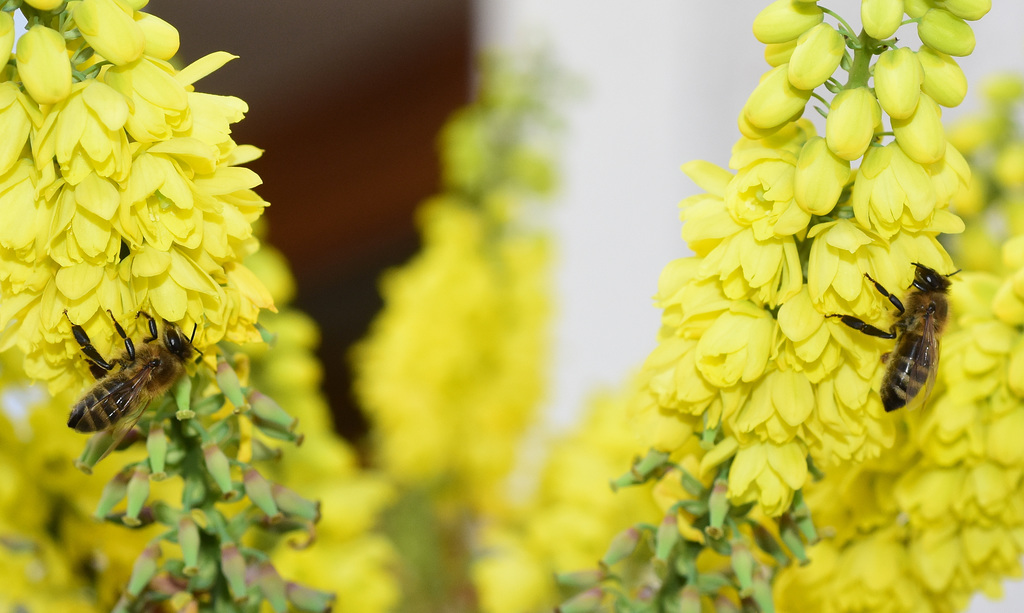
xmin=946 ymin=268 xmax=962 ymax=278
xmin=189 ymin=324 xmax=198 ymax=344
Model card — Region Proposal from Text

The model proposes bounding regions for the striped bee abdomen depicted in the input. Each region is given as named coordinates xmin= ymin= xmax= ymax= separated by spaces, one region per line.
xmin=67 ymin=376 xmax=144 ymax=432
xmin=880 ymin=331 xmax=931 ymax=412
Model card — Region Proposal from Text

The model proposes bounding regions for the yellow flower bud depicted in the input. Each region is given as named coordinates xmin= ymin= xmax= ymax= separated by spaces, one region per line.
xmin=135 ymin=12 xmax=180 ymax=60
xmin=903 ymin=0 xmax=929 ymax=17
xmin=794 ymin=137 xmax=851 ymax=215
xmin=742 ymin=65 xmax=811 ymax=131
xmin=892 ymin=93 xmax=945 ymax=164
xmin=74 ymin=0 xmax=146 ymax=65
xmin=941 ymin=0 xmax=991 ymax=20
xmin=825 ymin=87 xmax=880 ymax=161
xmin=918 ymin=9 xmax=976 ymax=57
xmin=24 ymin=0 xmax=64 ymax=8
xmin=0 ymin=12 xmax=14 ymax=71
xmin=752 ymin=0 xmax=823 ymax=44
xmin=121 ymin=0 xmax=149 ymax=8
xmin=765 ymin=39 xmax=797 ymax=67
xmin=787 ymin=24 xmax=843 ymax=90
xmin=861 ymin=0 xmax=905 ymax=39
xmin=874 ymin=48 xmax=923 ymax=120
xmin=738 ymin=111 xmax=783 ymax=140
xmin=918 ymin=47 xmax=967 ymax=107
xmin=16 ymin=26 xmax=72 ymax=105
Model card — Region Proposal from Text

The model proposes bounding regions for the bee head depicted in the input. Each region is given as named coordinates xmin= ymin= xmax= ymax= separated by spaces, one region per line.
xmin=912 ymin=262 xmax=956 ymax=292
xmin=162 ymin=321 xmax=195 ymax=360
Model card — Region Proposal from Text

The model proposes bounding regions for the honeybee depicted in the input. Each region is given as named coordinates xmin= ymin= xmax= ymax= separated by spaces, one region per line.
xmin=66 ymin=310 xmax=199 ymax=455
xmin=828 ymin=263 xmax=956 ymax=412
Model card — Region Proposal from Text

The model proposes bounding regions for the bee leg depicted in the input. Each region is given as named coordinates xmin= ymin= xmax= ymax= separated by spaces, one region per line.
xmin=881 ymin=352 xmax=891 ymax=364
xmin=86 ymin=360 xmax=108 ymax=380
xmin=188 ymin=323 xmax=205 ymax=363
xmin=106 ymin=310 xmax=135 ymax=361
xmin=826 ymin=314 xmax=898 ymax=339
xmin=863 ymin=272 xmax=905 ymax=314
xmin=64 ymin=310 xmax=115 ymax=377
xmin=136 ymin=311 xmax=159 ymax=343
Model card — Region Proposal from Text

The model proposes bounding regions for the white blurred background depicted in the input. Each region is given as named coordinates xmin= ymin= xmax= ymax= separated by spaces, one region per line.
xmin=477 ymin=1 xmax=1024 ymax=611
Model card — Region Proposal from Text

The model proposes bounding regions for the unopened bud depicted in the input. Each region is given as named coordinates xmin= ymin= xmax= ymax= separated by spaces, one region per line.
xmin=74 ymin=0 xmax=146 ymax=65
xmin=147 ymin=423 xmax=168 ymax=480
xmin=794 ymin=136 xmax=850 ymax=215
xmin=254 ymin=562 xmax=288 ymax=613
xmin=861 ymin=0 xmax=904 ymax=39
xmin=202 ymin=443 xmax=235 ymax=498
xmin=601 ymin=527 xmax=642 ymax=567
xmin=248 ymin=391 xmax=297 ymax=433
xmin=16 ymin=26 xmax=72 ymax=105
xmin=731 ymin=539 xmax=755 ymax=593
xmin=126 ymin=542 xmax=161 ymax=598
xmin=286 ymin=583 xmax=335 ymax=612
xmin=178 ymin=515 xmax=201 ymax=576
xmin=271 ymin=483 xmax=320 ymax=522
xmin=655 ymin=514 xmax=680 ymax=563
xmin=874 ymin=48 xmax=923 ymax=120
xmin=751 ymin=565 xmax=774 ymax=613
xmin=95 ymin=470 xmax=131 ymax=519
xmin=742 ymin=64 xmax=811 ymax=131
xmin=124 ymin=467 xmax=151 ymax=527
xmin=918 ymin=9 xmax=975 ymax=57
xmin=826 ymin=87 xmax=880 ymax=160
xmin=778 ymin=513 xmax=809 ymax=564
xmin=135 ymin=12 xmax=180 ymax=60
xmin=918 ymin=48 xmax=967 ymax=108
xmin=217 ymin=359 xmax=246 ymax=410
xmin=244 ymin=468 xmax=282 ymax=521
xmin=892 ymin=94 xmax=945 ymax=164
xmin=554 ymin=569 xmax=605 ymax=590
xmin=75 ymin=430 xmax=116 ymax=474
xmin=752 ymin=0 xmax=823 ymax=44
xmin=221 ymin=543 xmax=249 ymax=602
xmin=174 ymin=374 xmax=194 ymax=420
xmin=764 ymin=39 xmax=796 ymax=67
xmin=787 ymin=24 xmax=843 ymax=90
xmin=942 ymin=0 xmax=990 ymax=21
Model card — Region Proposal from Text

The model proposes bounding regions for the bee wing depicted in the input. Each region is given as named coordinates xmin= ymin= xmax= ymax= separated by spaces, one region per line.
xmin=904 ymin=314 xmax=940 ymax=412
xmin=93 ymin=367 xmax=156 ymax=464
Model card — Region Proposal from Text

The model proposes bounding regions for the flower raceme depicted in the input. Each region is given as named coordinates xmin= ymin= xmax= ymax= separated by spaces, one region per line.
xmin=636 ymin=0 xmax=978 ymax=534
xmin=0 ymin=9 xmax=274 ymax=392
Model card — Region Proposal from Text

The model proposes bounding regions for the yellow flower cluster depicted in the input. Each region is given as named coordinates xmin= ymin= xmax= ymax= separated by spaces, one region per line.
xmin=0 ymin=1 xmax=274 ymax=393
xmin=632 ymin=0 xmax=977 ymax=519
xmin=775 ymin=266 xmax=1024 ymax=612
xmin=243 ymin=246 xmax=400 ymax=613
xmin=353 ymin=55 xmax=556 ymax=517
xmin=471 ymin=383 xmax=661 ymax=613
xmin=355 ymin=198 xmax=549 ymax=514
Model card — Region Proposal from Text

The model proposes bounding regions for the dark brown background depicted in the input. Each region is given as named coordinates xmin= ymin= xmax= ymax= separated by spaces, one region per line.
xmin=148 ymin=1 xmax=473 ymax=441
